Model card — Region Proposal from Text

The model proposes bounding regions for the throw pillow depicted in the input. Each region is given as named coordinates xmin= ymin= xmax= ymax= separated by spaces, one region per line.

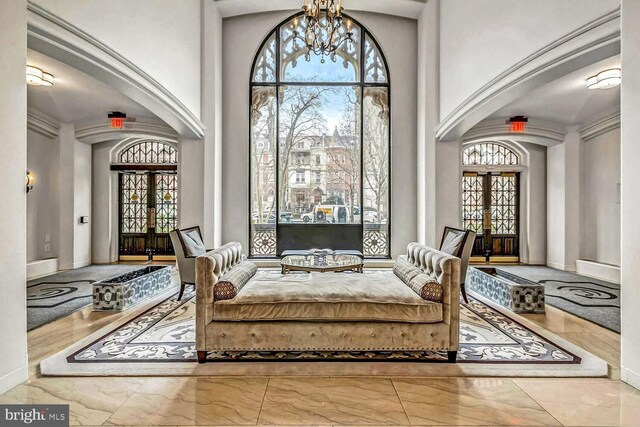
xmin=180 ymin=228 xmax=206 ymax=257
xmin=408 ymin=273 xmax=443 ymax=303
xmin=440 ymin=230 xmax=465 ymax=256
xmin=213 ymin=260 xmax=258 ymax=301
xmin=393 ymin=256 xmax=421 ymax=285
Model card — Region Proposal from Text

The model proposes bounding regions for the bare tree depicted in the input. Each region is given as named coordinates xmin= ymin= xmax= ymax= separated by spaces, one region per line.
xmin=278 ymin=85 xmax=329 ymax=213
xmin=362 ymin=89 xmax=389 ymax=221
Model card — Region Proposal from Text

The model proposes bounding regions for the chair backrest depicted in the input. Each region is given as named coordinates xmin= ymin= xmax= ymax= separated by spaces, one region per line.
xmin=170 ymin=226 xmax=205 ymax=284
xmin=439 ymin=226 xmax=476 ymax=284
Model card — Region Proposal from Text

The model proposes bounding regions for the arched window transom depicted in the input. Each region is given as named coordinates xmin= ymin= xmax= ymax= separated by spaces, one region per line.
xmin=119 ymin=140 xmax=177 ymax=164
xmin=250 ymin=13 xmax=390 ymax=258
xmin=462 ymin=142 xmax=519 ymax=166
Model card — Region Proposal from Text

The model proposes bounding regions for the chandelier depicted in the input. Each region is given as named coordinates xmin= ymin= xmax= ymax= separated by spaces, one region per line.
xmin=295 ymin=0 xmax=353 ymax=63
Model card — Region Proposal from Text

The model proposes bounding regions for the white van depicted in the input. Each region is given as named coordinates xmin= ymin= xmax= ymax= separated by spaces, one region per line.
xmin=301 ymin=205 xmax=353 ymax=223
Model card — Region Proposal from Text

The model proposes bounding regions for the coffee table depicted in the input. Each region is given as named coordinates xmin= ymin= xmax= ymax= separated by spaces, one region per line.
xmin=281 ymin=254 xmax=363 ymax=274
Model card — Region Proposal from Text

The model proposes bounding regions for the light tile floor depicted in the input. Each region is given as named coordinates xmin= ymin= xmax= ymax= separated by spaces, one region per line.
xmin=1 ymin=293 xmax=636 ymax=426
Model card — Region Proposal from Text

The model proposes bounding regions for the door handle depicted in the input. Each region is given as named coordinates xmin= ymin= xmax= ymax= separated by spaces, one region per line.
xmin=147 ymin=207 xmax=156 ymax=229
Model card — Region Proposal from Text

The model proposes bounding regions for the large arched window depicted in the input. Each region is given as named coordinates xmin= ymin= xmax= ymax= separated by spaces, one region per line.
xmin=250 ymin=13 xmax=390 ymax=258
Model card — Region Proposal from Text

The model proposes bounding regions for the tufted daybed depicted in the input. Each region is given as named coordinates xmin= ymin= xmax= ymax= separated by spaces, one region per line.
xmin=195 ymin=242 xmax=461 ymax=362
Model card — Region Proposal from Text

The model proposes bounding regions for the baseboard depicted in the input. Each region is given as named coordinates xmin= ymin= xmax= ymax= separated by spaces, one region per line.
xmin=26 ymin=258 xmax=59 ymax=280
xmin=526 ymin=260 xmax=546 ymax=266
xmin=576 ymin=259 xmax=620 ymax=284
xmin=73 ymin=259 xmax=91 ymax=269
xmin=621 ymin=366 xmax=640 ymax=390
xmin=546 ymin=261 xmax=566 ymax=271
xmin=0 ymin=364 xmax=28 ymax=394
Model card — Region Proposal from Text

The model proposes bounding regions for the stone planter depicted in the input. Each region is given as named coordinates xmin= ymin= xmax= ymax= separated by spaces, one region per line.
xmin=468 ymin=267 xmax=545 ymax=313
xmin=93 ymin=266 xmax=173 ymax=311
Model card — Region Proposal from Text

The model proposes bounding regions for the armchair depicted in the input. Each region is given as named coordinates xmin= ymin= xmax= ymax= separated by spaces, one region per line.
xmin=169 ymin=226 xmax=210 ymax=300
xmin=439 ymin=226 xmax=476 ymax=303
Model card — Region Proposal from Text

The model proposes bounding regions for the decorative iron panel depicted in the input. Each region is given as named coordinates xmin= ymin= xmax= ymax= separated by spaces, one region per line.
xmin=462 ymin=175 xmax=484 ymax=234
xmin=463 ymin=142 xmax=519 ymax=166
xmin=155 ymin=174 xmax=178 ymax=234
xmin=121 ymin=174 xmax=148 ymax=234
xmin=363 ymin=224 xmax=389 ymax=256
xmin=251 ymin=224 xmax=277 ymax=257
xmin=120 ymin=141 xmax=177 ymax=164
xmin=491 ymin=174 xmax=518 ymax=235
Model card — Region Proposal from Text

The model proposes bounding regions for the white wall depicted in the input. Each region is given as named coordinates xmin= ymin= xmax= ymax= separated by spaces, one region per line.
xmin=31 ymin=0 xmax=202 ymax=118
xmin=58 ymin=124 xmax=91 ymax=270
xmin=620 ymin=0 xmax=640 ymax=390
xmin=0 ymin=0 xmax=28 ymax=394
xmin=439 ymin=0 xmax=620 ymax=121
xmin=521 ymin=141 xmax=547 ymax=265
xmin=546 ymin=142 xmax=567 ymax=269
xmin=91 ymin=140 xmax=116 ymax=263
xmin=74 ymin=140 xmax=92 ymax=266
xmin=27 ymin=129 xmax=59 ymax=261
xmin=221 ymin=11 xmax=418 ymax=257
xmin=580 ymin=127 xmax=621 ymax=265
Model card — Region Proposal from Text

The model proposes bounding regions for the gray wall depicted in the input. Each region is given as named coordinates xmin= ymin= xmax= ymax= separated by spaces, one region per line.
xmin=221 ymin=11 xmax=418 ymax=257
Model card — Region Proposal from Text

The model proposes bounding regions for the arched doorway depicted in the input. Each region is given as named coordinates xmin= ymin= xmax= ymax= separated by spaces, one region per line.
xmin=461 ymin=141 xmax=524 ymax=262
xmin=112 ymin=140 xmax=178 ymax=260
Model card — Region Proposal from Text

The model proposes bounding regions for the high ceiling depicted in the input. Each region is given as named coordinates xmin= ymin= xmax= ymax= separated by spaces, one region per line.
xmin=488 ymin=55 xmax=621 ymax=127
xmin=27 ymin=49 xmax=161 ymax=125
xmin=213 ymin=0 xmax=427 ymax=19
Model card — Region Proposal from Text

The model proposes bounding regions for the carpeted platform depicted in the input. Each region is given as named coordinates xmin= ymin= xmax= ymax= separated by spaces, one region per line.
xmin=497 ymin=265 xmax=620 ymax=333
xmin=27 ymin=264 xmax=153 ymax=331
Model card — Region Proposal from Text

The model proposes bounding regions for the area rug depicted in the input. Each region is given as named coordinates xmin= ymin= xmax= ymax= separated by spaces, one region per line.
xmin=27 ymin=264 xmax=152 ymax=331
xmin=66 ymin=290 xmax=579 ymax=364
xmin=497 ymin=266 xmax=620 ymax=333
xmin=41 ymin=284 xmax=607 ymax=377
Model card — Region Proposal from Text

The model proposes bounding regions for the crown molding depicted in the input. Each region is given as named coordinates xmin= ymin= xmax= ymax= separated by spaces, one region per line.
xmin=435 ymin=8 xmax=621 ymax=142
xmin=27 ymin=107 xmax=60 ymax=139
xmin=463 ymin=118 xmax=566 ymax=146
xmin=75 ymin=121 xmax=178 ymax=144
xmin=26 ymin=1 xmax=205 ymax=139
xmin=579 ymin=111 xmax=620 ymax=141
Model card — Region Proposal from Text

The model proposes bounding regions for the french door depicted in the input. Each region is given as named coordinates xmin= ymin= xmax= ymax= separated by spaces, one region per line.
xmin=119 ymin=172 xmax=178 ymax=260
xmin=462 ymin=172 xmax=519 ymax=261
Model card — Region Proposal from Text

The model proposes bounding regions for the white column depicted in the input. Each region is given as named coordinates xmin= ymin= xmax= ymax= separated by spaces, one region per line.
xmin=435 ymin=139 xmax=461 ymax=235
xmin=417 ymin=0 xmax=440 ymax=246
xmin=621 ymin=0 xmax=640 ymax=390
xmin=58 ymin=124 xmax=92 ymax=269
xmin=178 ymin=137 xmax=205 ymax=231
xmin=546 ymin=127 xmax=580 ymax=271
xmin=58 ymin=124 xmax=75 ymax=269
xmin=0 ymin=0 xmax=28 ymax=393
xmin=201 ymin=0 xmax=223 ymax=247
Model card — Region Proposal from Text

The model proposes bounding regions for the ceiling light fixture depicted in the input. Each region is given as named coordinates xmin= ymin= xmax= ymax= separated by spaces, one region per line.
xmin=586 ymin=68 xmax=621 ymax=90
xmin=296 ymin=0 xmax=353 ymax=63
xmin=26 ymin=65 xmax=54 ymax=87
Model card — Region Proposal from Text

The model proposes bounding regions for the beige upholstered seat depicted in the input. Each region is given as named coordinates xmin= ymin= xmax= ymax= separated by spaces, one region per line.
xmin=213 ymin=272 xmax=443 ymax=323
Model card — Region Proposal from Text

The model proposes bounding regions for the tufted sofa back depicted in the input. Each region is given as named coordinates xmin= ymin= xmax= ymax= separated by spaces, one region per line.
xmin=406 ymin=242 xmax=458 ymax=284
xmin=210 ymin=242 xmax=243 ymax=280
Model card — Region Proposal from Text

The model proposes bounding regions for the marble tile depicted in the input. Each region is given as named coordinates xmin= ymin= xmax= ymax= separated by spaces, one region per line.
xmin=0 ymin=377 xmax=144 ymax=425
xmin=556 ymin=331 xmax=621 ymax=368
xmin=258 ymin=377 xmax=409 ymax=425
xmin=106 ymin=377 xmax=268 ymax=425
xmin=393 ymin=378 xmax=560 ymax=426
xmin=515 ymin=378 xmax=640 ymax=426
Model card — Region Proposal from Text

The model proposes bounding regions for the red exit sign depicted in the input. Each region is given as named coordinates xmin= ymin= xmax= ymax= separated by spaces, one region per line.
xmin=110 ymin=117 xmax=125 ymax=129
xmin=510 ymin=121 xmax=526 ymax=132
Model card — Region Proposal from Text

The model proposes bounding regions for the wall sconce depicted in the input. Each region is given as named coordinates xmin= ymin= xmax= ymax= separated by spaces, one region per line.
xmin=26 ymin=171 xmax=34 ymax=194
